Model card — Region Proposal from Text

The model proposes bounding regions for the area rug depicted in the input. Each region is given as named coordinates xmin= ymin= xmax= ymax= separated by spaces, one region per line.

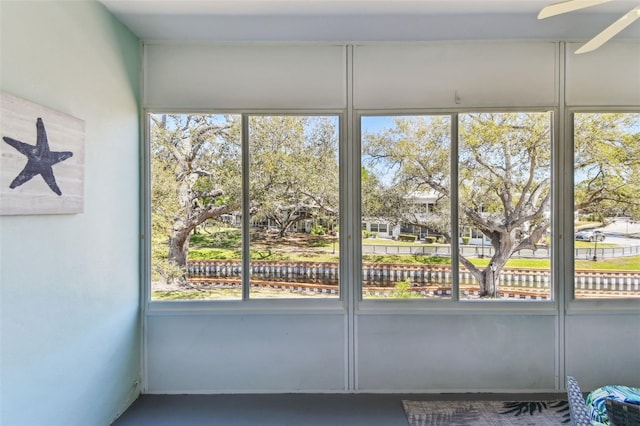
xmin=402 ymin=400 xmax=570 ymax=425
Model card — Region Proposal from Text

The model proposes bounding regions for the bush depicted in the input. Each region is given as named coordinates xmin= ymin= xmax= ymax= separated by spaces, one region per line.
xmin=152 ymin=257 xmax=186 ymax=285
xmin=462 ymin=236 xmax=471 ymax=245
xmin=394 ymin=278 xmax=412 ymax=299
xmin=310 ymin=224 xmax=326 ymax=235
xmin=362 ymin=230 xmax=372 ymax=238
xmin=398 ymin=234 xmax=417 ymax=242
xmin=424 ymin=236 xmax=436 ymax=244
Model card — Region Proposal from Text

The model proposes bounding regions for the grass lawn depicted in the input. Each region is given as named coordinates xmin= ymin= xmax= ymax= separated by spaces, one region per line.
xmin=184 ymin=229 xmax=638 ymax=270
xmin=574 ymin=241 xmax=617 ymax=248
xmin=153 ymin=289 xmax=241 ymax=300
xmin=362 ymin=238 xmax=444 ymax=247
xmin=152 ymin=288 xmax=335 ymax=300
xmin=470 ymin=256 xmax=640 ymax=270
xmin=575 ymin=256 xmax=640 ymax=270
xmin=188 ymin=246 xmax=639 ymax=270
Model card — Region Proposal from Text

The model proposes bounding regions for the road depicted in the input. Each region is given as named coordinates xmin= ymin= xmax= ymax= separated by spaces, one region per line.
xmin=596 ymin=220 xmax=640 ymax=246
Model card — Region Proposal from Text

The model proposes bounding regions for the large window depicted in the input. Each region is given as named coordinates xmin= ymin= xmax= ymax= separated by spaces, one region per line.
xmin=150 ymin=110 xmax=640 ymax=303
xmin=361 ymin=115 xmax=452 ymax=299
xmin=458 ymin=112 xmax=552 ymax=300
xmin=573 ymin=112 xmax=640 ymax=299
xmin=150 ymin=113 xmax=340 ymax=301
xmin=360 ymin=112 xmax=553 ymax=301
xmin=248 ymin=115 xmax=340 ymax=299
xmin=150 ymin=114 xmax=242 ymax=301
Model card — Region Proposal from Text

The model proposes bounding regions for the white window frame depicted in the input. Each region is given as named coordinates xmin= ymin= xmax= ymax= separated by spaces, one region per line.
xmin=565 ymin=107 xmax=640 ymax=313
xmin=356 ymin=109 xmax=559 ymax=311
xmin=142 ymin=106 xmax=638 ymax=313
xmin=145 ymin=110 xmax=346 ymax=312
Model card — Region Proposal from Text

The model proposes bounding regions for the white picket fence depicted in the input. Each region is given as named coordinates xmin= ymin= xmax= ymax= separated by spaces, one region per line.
xmin=187 ymin=260 xmax=640 ymax=294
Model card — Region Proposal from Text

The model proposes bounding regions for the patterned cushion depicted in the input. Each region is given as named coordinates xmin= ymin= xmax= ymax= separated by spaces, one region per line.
xmin=567 ymin=376 xmax=593 ymax=426
xmin=586 ymin=385 xmax=640 ymax=425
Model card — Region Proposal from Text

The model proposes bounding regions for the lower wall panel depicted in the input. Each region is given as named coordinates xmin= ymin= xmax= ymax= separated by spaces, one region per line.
xmin=356 ymin=314 xmax=557 ymax=392
xmin=145 ymin=311 xmax=639 ymax=393
xmin=565 ymin=314 xmax=640 ymax=392
xmin=146 ymin=313 xmax=346 ymax=393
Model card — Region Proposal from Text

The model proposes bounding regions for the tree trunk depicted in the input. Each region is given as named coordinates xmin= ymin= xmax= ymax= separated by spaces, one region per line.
xmin=167 ymin=204 xmax=233 ymax=269
xmin=461 ymin=231 xmax=514 ymax=298
xmin=479 ymin=239 xmax=512 ymax=297
xmin=479 ymin=267 xmax=498 ymax=298
xmin=168 ymin=228 xmax=191 ymax=268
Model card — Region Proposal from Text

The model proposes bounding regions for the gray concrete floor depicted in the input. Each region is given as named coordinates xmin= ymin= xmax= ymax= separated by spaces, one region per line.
xmin=112 ymin=392 xmax=565 ymax=426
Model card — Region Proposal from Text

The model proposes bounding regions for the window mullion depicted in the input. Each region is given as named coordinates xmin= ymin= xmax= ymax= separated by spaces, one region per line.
xmin=451 ymin=113 xmax=460 ymax=302
xmin=241 ymin=113 xmax=250 ymax=301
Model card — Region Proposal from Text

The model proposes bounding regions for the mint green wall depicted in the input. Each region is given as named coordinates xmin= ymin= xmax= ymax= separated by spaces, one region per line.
xmin=0 ymin=2 xmax=141 ymax=425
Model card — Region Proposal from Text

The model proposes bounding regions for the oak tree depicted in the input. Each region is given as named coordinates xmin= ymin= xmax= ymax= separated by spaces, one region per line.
xmin=364 ymin=113 xmax=551 ymax=297
xmin=150 ymin=114 xmax=241 ymax=282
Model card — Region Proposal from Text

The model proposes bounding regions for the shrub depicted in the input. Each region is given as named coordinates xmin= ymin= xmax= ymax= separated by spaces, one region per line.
xmin=418 ymin=255 xmax=450 ymax=265
xmin=424 ymin=236 xmax=436 ymax=244
xmin=462 ymin=236 xmax=471 ymax=245
xmin=310 ymin=224 xmax=326 ymax=235
xmin=398 ymin=234 xmax=417 ymax=242
xmin=394 ymin=278 xmax=412 ymax=299
xmin=152 ymin=258 xmax=186 ymax=285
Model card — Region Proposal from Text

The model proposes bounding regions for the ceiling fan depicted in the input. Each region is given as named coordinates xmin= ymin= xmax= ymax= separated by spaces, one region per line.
xmin=538 ymin=0 xmax=640 ymax=53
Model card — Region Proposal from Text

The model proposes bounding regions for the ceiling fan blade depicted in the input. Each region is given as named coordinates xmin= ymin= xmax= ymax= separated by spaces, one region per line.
xmin=538 ymin=0 xmax=613 ymax=19
xmin=575 ymin=5 xmax=640 ymax=54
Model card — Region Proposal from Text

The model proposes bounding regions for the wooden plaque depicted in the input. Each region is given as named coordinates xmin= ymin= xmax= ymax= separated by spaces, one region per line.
xmin=1 ymin=92 xmax=85 ymax=215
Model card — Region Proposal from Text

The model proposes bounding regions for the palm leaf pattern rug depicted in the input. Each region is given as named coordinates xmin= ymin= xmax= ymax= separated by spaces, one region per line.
xmin=402 ymin=400 xmax=570 ymax=425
